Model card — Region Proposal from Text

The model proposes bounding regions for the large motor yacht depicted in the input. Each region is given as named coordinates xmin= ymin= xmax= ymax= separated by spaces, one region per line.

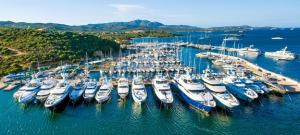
xmin=265 ymin=46 xmax=295 ymax=60
xmin=202 ymin=68 xmax=239 ymax=109
xmin=152 ymin=74 xmax=174 ymax=105
xmin=131 ymin=75 xmax=147 ymax=104
xmin=44 ymin=79 xmax=72 ymax=110
xmin=172 ymin=73 xmax=216 ymax=113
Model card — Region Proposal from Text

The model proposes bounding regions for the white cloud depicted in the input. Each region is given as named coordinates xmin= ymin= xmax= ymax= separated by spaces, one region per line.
xmin=109 ymin=4 xmax=144 ymax=15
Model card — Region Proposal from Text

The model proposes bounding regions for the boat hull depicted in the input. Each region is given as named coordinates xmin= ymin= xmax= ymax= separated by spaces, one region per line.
xmin=36 ymin=95 xmax=49 ymax=103
xmin=45 ymin=94 xmax=69 ymax=111
xmin=131 ymin=92 xmax=146 ymax=104
xmin=152 ymin=87 xmax=173 ymax=105
xmin=171 ymin=81 xmax=213 ymax=113
xmin=226 ymin=84 xmax=255 ymax=102
xmin=69 ymin=91 xmax=84 ymax=103
xmin=95 ymin=96 xmax=110 ymax=103
xmin=211 ymin=93 xmax=239 ymax=109
xmin=83 ymin=95 xmax=95 ymax=103
xmin=19 ymin=95 xmax=36 ymax=104
xmin=70 ymin=96 xmax=82 ymax=103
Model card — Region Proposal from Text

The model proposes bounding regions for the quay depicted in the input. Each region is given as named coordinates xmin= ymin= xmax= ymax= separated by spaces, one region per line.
xmin=197 ymin=52 xmax=300 ymax=93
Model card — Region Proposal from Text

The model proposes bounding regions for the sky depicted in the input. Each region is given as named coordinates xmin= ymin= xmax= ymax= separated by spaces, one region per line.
xmin=0 ymin=0 xmax=299 ymax=27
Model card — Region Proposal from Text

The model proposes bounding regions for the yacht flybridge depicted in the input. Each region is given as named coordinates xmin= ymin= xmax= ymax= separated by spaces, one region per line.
xmin=265 ymin=46 xmax=295 ymax=60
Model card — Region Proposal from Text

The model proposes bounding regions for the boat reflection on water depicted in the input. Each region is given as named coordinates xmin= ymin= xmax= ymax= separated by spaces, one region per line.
xmin=210 ymin=112 xmax=233 ymax=128
xmin=95 ymin=103 xmax=103 ymax=112
xmin=243 ymin=106 xmax=254 ymax=114
xmin=267 ymin=94 xmax=284 ymax=103
xmin=117 ymin=98 xmax=127 ymax=109
xmin=18 ymin=102 xmax=31 ymax=111
xmin=47 ymin=111 xmax=62 ymax=121
xmin=132 ymin=102 xmax=142 ymax=118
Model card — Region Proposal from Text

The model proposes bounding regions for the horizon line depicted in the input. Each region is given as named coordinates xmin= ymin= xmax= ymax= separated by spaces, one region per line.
xmin=0 ymin=19 xmax=299 ymax=29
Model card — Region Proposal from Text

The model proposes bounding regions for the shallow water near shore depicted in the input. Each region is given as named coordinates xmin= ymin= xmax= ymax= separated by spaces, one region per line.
xmin=1 ymin=29 xmax=300 ymax=135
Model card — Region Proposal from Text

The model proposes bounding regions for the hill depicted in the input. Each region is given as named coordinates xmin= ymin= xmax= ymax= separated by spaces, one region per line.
xmin=0 ymin=20 xmax=202 ymax=32
xmin=0 ymin=28 xmax=119 ymax=76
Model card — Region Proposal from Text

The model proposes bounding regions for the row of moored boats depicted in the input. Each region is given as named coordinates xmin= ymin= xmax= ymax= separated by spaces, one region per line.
xmin=12 ymin=66 xmax=269 ymax=113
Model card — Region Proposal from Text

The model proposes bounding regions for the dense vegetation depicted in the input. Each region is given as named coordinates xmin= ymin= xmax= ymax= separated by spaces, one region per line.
xmin=95 ymin=30 xmax=175 ymax=44
xmin=0 ymin=46 xmax=16 ymax=56
xmin=0 ymin=28 xmax=119 ymax=76
xmin=0 ymin=19 xmax=259 ymax=32
xmin=0 ymin=20 xmax=203 ymax=32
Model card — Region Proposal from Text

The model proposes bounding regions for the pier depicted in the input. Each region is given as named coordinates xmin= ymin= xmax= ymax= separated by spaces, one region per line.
xmin=197 ymin=52 xmax=300 ymax=93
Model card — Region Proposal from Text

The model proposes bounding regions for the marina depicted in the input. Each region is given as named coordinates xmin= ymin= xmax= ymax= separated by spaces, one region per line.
xmin=1 ymin=29 xmax=300 ymax=135
xmin=1 ymin=40 xmax=300 ymax=110
xmin=1 ymin=0 xmax=300 ymax=134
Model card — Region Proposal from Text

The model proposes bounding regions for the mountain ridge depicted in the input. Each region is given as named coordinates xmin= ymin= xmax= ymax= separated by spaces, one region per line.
xmin=0 ymin=19 xmax=293 ymax=32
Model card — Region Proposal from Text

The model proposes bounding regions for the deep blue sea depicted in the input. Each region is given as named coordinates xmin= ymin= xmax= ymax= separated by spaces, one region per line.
xmin=1 ymin=29 xmax=300 ymax=135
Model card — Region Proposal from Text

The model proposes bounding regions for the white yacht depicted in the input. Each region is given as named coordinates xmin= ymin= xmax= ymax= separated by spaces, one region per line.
xmin=83 ymin=79 xmax=99 ymax=102
xmin=117 ymin=77 xmax=129 ymax=99
xmin=95 ymin=78 xmax=113 ymax=103
xmin=69 ymin=80 xmax=86 ymax=103
xmin=152 ymin=74 xmax=173 ymax=105
xmin=238 ymin=45 xmax=260 ymax=56
xmin=172 ymin=74 xmax=216 ymax=113
xmin=44 ymin=79 xmax=72 ymax=110
xmin=131 ymin=75 xmax=147 ymax=104
xmin=265 ymin=46 xmax=295 ymax=60
xmin=14 ymin=79 xmax=41 ymax=104
xmin=201 ymin=69 xmax=239 ymax=109
xmin=223 ymin=76 xmax=258 ymax=102
xmin=224 ymin=37 xmax=239 ymax=41
xmin=36 ymin=78 xmax=57 ymax=103
xmin=271 ymin=37 xmax=284 ymax=40
xmin=240 ymin=78 xmax=265 ymax=94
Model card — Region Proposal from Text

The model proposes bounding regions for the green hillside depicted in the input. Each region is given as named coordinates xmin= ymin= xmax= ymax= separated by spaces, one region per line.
xmin=0 ymin=28 xmax=119 ymax=76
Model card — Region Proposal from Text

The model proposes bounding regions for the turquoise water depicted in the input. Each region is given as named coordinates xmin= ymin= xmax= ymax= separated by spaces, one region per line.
xmin=1 ymin=29 xmax=300 ymax=135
